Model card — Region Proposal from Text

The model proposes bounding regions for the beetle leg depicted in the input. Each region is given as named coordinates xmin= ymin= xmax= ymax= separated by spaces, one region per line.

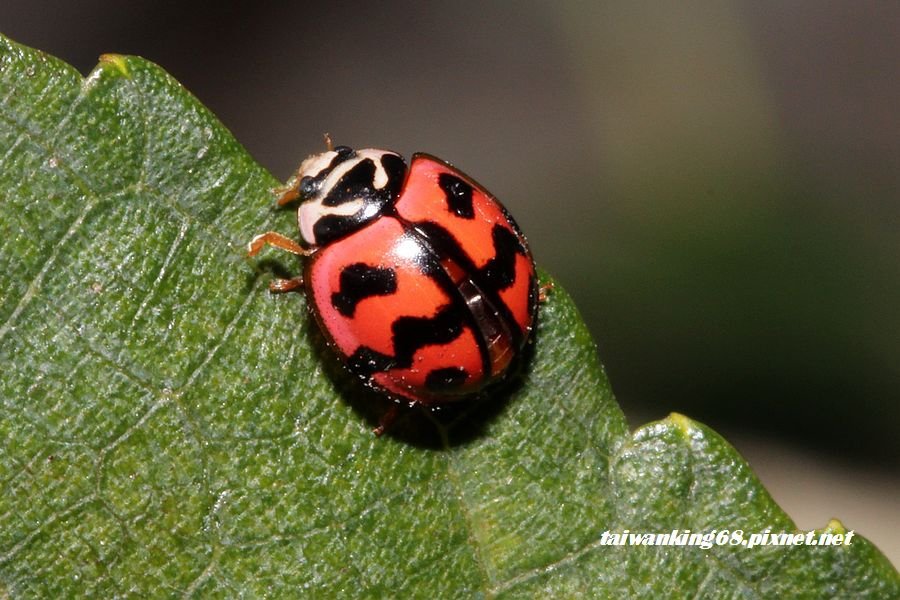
xmin=274 ymin=184 xmax=300 ymax=206
xmin=538 ymin=281 xmax=555 ymax=303
xmin=373 ymin=404 xmax=401 ymax=437
xmin=247 ymin=232 xmax=311 ymax=294
xmin=247 ymin=232 xmax=310 ymax=257
xmin=268 ymin=277 xmax=305 ymax=294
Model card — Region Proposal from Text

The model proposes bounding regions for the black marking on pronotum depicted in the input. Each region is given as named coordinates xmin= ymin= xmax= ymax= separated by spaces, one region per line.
xmin=425 ymin=366 xmax=469 ymax=391
xmin=323 ymin=159 xmax=379 ymax=207
xmin=380 ymin=153 xmax=408 ymax=197
xmin=299 ymin=147 xmax=357 ymax=200
xmin=312 ymin=154 xmax=409 ymax=246
xmin=438 ymin=172 xmax=475 ymax=219
xmin=331 ymin=263 xmax=398 ymax=318
xmin=312 ymin=213 xmax=369 ymax=246
xmin=323 ymin=155 xmax=407 ymax=207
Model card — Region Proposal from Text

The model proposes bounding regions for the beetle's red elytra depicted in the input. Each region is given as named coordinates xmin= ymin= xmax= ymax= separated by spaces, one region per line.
xmin=248 ymin=145 xmax=538 ymax=433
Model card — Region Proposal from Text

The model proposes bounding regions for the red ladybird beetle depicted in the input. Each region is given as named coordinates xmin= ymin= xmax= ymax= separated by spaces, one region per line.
xmin=248 ymin=144 xmax=538 ymax=433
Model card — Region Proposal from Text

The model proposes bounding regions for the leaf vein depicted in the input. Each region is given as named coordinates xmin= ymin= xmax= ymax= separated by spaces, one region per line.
xmin=130 ymin=218 xmax=189 ymax=325
xmin=0 ymin=197 xmax=98 ymax=345
xmin=0 ymin=493 xmax=98 ymax=566
xmin=443 ymin=446 xmax=495 ymax=597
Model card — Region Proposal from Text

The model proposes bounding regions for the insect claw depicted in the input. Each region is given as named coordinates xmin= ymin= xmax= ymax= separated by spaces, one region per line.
xmin=373 ymin=404 xmax=401 ymax=436
xmin=268 ymin=277 xmax=305 ymax=294
xmin=274 ymin=185 xmax=301 ymax=206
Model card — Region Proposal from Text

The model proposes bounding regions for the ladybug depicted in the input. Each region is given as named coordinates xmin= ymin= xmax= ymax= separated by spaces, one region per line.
xmin=248 ymin=144 xmax=538 ymax=433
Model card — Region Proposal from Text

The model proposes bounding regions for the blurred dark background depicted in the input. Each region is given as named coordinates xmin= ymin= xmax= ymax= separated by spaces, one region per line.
xmin=2 ymin=1 xmax=897 ymax=560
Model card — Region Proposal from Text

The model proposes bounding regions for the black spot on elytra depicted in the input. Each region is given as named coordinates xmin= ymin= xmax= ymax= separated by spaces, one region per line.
xmin=346 ymin=304 xmax=466 ymax=377
xmin=347 ymin=345 xmax=397 ymax=375
xmin=392 ymin=305 xmax=466 ymax=365
xmin=331 ymin=263 xmax=397 ymax=318
xmin=414 ymin=221 xmax=525 ymax=294
xmin=425 ymin=367 xmax=469 ymax=391
xmin=438 ymin=173 xmax=475 ymax=219
xmin=477 ymin=224 xmax=524 ymax=291
xmin=411 ymin=219 xmax=532 ymax=351
xmin=337 ymin=203 xmax=536 ymax=403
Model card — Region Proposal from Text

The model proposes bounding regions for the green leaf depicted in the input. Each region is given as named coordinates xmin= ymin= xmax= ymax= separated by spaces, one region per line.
xmin=1 ymin=35 xmax=897 ymax=597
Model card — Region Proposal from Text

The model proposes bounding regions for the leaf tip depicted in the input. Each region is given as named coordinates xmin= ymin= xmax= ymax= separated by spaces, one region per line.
xmin=824 ymin=518 xmax=848 ymax=534
xmin=99 ymin=53 xmax=130 ymax=76
xmin=667 ymin=411 xmax=695 ymax=434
